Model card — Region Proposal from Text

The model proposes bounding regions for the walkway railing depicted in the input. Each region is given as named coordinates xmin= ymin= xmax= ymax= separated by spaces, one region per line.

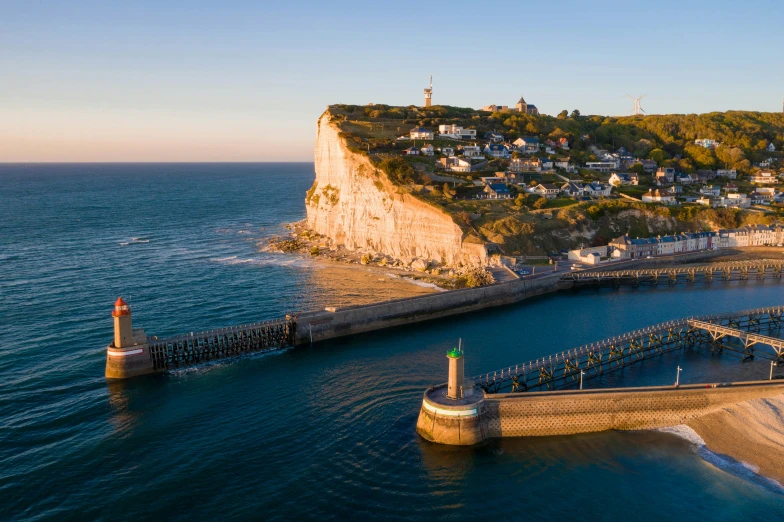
xmin=468 ymin=305 xmax=784 ymax=394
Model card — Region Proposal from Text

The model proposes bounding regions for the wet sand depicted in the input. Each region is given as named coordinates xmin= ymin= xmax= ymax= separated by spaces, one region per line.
xmin=688 ymin=393 xmax=784 ymax=485
xmin=305 ymin=260 xmax=440 ymax=310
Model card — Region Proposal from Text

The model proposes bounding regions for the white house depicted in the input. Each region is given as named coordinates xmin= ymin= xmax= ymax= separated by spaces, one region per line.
xmin=699 ymin=185 xmax=720 ymax=197
xmin=753 ymin=187 xmax=777 ymax=205
xmin=555 ymin=157 xmax=575 ymax=172
xmin=508 ymin=157 xmax=541 ymax=172
xmin=409 ymin=127 xmax=433 ymax=140
xmin=585 ymin=161 xmax=619 ymax=173
xmin=560 ymin=181 xmax=584 ymax=197
xmin=642 ymin=188 xmax=677 ymax=205
xmin=556 ymin=137 xmax=570 ymax=150
xmin=439 ymin=157 xmax=474 ymax=173
xmin=767 ymin=143 xmax=776 ymax=152
xmin=695 ymin=138 xmax=720 ymax=149
xmin=512 ymin=137 xmax=540 ymax=153
xmin=655 ymin=167 xmax=675 ymax=184
xmin=749 ymin=171 xmax=778 ymax=184
xmin=403 ymin=147 xmax=419 ymax=156
xmin=534 ymin=183 xmax=561 ymax=199
xmin=441 ymin=147 xmax=455 ymax=157
xmin=584 ymin=182 xmax=611 ymax=197
xmin=609 ymin=173 xmax=637 ymax=186
xmin=483 ymin=144 xmax=510 ymax=158
xmin=420 ymin=144 xmax=434 ymax=156
xmin=439 ymin=125 xmax=477 ymax=140
xmin=485 ymin=132 xmax=504 ymax=143
xmin=541 ymin=158 xmax=554 ymax=171
xmin=462 ymin=145 xmax=483 ymax=158
xmin=716 ymin=169 xmax=737 ymax=179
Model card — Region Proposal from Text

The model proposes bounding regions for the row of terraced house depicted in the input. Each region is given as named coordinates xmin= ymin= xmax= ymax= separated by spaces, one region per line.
xmin=569 ymin=224 xmax=784 ymax=264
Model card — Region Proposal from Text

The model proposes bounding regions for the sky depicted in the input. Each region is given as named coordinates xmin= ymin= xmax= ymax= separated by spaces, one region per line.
xmin=2 ymin=0 xmax=783 ymax=162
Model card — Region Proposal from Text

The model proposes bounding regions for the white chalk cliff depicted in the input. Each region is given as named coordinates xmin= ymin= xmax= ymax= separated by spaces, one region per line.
xmin=307 ymin=111 xmax=486 ymax=266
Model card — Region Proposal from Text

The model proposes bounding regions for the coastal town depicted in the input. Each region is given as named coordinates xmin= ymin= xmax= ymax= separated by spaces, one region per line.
xmin=315 ymin=82 xmax=784 ymax=266
xmin=397 ymin=103 xmax=783 ymax=210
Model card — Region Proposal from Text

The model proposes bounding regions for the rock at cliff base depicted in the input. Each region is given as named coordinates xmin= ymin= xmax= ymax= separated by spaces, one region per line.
xmin=411 ymin=258 xmax=429 ymax=271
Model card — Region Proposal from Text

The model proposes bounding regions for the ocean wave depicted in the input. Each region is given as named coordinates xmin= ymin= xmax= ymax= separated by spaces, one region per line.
xmin=400 ymin=277 xmax=446 ymax=292
xmin=165 ymin=347 xmax=291 ymax=377
xmin=210 ymin=255 xmax=254 ymax=265
xmin=209 ymin=254 xmax=308 ymax=268
xmin=658 ymin=425 xmax=784 ymax=493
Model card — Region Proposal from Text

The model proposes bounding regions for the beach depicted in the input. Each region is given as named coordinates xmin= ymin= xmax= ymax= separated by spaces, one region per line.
xmin=688 ymin=393 xmax=784 ymax=485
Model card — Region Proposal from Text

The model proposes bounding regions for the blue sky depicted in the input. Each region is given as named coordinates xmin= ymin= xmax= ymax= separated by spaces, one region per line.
xmin=2 ymin=0 xmax=783 ymax=161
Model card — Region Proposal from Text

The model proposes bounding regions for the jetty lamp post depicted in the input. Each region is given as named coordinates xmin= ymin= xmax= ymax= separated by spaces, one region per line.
xmin=771 ymin=361 xmax=778 ymax=381
xmin=675 ymin=366 xmax=682 ymax=387
xmin=579 ymin=370 xmax=585 ymax=390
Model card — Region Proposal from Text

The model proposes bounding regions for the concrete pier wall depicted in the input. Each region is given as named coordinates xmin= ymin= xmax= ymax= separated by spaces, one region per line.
xmin=294 ymin=273 xmax=561 ymax=345
xmin=417 ymin=381 xmax=784 ymax=445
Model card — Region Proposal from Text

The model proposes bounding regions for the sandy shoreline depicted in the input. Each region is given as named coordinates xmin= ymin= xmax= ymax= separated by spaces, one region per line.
xmin=687 ymin=393 xmax=784 ymax=486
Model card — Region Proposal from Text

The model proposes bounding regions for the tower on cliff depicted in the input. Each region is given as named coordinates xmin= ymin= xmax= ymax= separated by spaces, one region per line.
xmin=112 ymin=297 xmax=133 ymax=348
xmin=424 ymin=75 xmax=433 ymax=108
xmin=446 ymin=342 xmax=464 ymax=400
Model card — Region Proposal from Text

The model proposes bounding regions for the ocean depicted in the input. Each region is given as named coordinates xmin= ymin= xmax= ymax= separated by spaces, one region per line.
xmin=1 ymin=163 xmax=783 ymax=520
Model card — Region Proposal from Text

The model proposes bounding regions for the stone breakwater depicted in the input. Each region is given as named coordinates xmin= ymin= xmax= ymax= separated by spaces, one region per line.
xmin=306 ymin=111 xmax=486 ymax=267
xmin=416 ymin=381 xmax=784 ymax=446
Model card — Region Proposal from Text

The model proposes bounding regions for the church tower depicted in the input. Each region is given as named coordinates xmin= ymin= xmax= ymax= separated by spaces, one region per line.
xmin=516 ymin=95 xmax=526 ymax=113
xmin=423 ymin=76 xmax=433 ymax=107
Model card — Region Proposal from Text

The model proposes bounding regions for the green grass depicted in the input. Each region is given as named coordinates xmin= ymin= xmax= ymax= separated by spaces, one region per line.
xmin=545 ymin=197 xmax=578 ymax=209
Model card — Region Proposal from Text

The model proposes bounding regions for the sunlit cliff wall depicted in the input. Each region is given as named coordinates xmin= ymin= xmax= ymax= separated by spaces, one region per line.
xmin=306 ymin=111 xmax=486 ymax=266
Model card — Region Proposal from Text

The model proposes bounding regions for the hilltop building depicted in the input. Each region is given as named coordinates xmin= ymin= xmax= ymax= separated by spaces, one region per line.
xmin=482 ymin=94 xmax=539 ymax=115
xmin=515 ymin=95 xmax=539 ymax=115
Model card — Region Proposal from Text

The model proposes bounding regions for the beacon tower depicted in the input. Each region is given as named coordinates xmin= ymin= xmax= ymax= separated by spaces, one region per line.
xmin=105 ymin=297 xmax=155 ymax=379
xmin=446 ymin=344 xmax=464 ymax=400
xmin=423 ymin=76 xmax=432 ymax=107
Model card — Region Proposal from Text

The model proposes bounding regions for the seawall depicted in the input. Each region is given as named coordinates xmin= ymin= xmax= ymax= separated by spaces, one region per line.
xmin=293 ymin=252 xmax=776 ymax=345
xmin=416 ymin=381 xmax=784 ymax=445
xmin=294 ymin=273 xmax=562 ymax=344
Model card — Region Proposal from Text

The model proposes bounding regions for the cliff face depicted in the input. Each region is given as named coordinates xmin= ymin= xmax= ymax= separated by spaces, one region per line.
xmin=307 ymin=112 xmax=486 ymax=266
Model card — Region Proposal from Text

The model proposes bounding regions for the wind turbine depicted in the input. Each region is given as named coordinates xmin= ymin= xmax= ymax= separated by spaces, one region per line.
xmin=626 ymin=94 xmax=646 ymax=115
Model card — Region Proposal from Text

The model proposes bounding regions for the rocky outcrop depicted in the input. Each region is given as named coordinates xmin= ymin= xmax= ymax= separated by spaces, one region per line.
xmin=306 ymin=111 xmax=486 ymax=266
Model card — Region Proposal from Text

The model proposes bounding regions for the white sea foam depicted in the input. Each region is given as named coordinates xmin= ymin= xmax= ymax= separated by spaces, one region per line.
xmin=401 ymin=277 xmax=447 ymax=292
xmin=657 ymin=425 xmax=706 ymax=446
xmin=210 ymin=255 xmax=254 ymax=265
xmin=166 ymin=347 xmax=291 ymax=377
xmin=209 ymin=254 xmax=306 ymax=267
xmin=658 ymin=425 xmax=784 ymax=493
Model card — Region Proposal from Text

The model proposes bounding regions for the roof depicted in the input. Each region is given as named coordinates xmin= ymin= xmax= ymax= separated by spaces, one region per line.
xmin=410 ymin=127 xmax=430 ymax=133
xmin=520 ymin=137 xmax=539 ymax=143
xmin=487 ymin=183 xmax=510 ymax=193
xmin=539 ymin=183 xmax=560 ymax=191
xmin=115 ymin=297 xmax=127 ymax=306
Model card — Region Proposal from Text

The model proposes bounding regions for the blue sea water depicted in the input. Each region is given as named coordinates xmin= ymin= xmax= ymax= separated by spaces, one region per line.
xmin=1 ymin=163 xmax=783 ymax=521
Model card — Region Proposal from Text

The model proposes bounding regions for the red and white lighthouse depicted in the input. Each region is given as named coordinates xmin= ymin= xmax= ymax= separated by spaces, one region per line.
xmin=112 ymin=297 xmax=133 ymax=349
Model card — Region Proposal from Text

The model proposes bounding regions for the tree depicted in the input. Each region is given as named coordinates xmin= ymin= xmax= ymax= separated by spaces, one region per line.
xmin=649 ymin=148 xmax=670 ymax=164
xmin=628 ymin=163 xmax=645 ymax=175
xmin=557 ymin=110 xmax=569 ymax=120
xmin=514 ymin=193 xmax=526 ymax=208
xmin=570 ymin=109 xmax=581 ymax=118
xmin=533 ymin=197 xmax=548 ymax=209
xmin=442 ymin=183 xmax=456 ymax=200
